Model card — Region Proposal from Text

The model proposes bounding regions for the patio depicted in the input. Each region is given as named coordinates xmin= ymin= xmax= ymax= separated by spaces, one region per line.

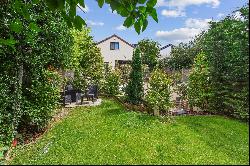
xmin=64 ymin=98 xmax=102 ymax=108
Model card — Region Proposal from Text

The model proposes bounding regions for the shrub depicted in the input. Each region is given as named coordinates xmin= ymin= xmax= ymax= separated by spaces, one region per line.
xmin=175 ymin=82 xmax=188 ymax=101
xmin=0 ymin=1 xmax=72 ymax=145
xmin=102 ymin=68 xmax=121 ymax=96
xmin=187 ymin=53 xmax=212 ymax=111
xmin=119 ymin=64 xmax=132 ymax=85
xmin=20 ymin=69 xmax=62 ymax=132
xmin=125 ymin=48 xmax=144 ymax=104
xmin=145 ymin=69 xmax=172 ymax=114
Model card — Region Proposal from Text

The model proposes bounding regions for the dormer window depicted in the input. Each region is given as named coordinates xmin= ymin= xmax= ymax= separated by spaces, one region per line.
xmin=110 ymin=42 xmax=119 ymax=50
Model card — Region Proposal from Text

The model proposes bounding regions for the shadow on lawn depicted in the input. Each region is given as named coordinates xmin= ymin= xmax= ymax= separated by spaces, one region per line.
xmin=101 ymin=105 xmax=159 ymax=128
xmin=102 ymin=108 xmax=127 ymax=116
xmin=177 ymin=116 xmax=249 ymax=162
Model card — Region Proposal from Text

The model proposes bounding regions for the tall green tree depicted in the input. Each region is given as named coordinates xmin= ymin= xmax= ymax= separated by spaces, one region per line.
xmin=70 ymin=27 xmax=104 ymax=91
xmin=187 ymin=53 xmax=212 ymax=111
xmin=201 ymin=6 xmax=249 ymax=119
xmin=187 ymin=5 xmax=249 ymax=120
xmin=125 ymin=48 xmax=144 ymax=104
xmin=164 ymin=35 xmax=204 ymax=71
xmin=137 ymin=39 xmax=160 ymax=72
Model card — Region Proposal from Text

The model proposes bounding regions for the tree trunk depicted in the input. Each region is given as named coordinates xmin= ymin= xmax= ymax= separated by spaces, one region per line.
xmin=153 ymin=107 xmax=159 ymax=116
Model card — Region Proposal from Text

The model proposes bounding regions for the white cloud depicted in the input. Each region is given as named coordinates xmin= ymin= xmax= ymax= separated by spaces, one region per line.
xmin=157 ymin=0 xmax=220 ymax=8
xmin=217 ymin=13 xmax=225 ymax=18
xmin=185 ymin=18 xmax=211 ymax=29
xmin=161 ymin=9 xmax=186 ymax=17
xmin=157 ymin=0 xmax=167 ymax=7
xmin=158 ymin=0 xmax=220 ymax=18
xmin=116 ymin=25 xmax=127 ymax=31
xmin=109 ymin=8 xmax=118 ymax=15
xmin=156 ymin=28 xmax=201 ymax=41
xmin=156 ymin=18 xmax=211 ymax=43
xmin=115 ymin=24 xmax=134 ymax=31
xmin=86 ymin=20 xmax=104 ymax=26
xmin=77 ymin=4 xmax=89 ymax=13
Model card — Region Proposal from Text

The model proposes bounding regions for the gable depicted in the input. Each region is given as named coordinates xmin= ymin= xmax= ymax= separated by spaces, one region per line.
xmin=97 ymin=34 xmax=135 ymax=49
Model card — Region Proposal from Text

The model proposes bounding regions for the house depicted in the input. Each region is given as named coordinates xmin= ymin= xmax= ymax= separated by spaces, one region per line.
xmin=96 ymin=34 xmax=173 ymax=68
xmin=160 ymin=44 xmax=174 ymax=59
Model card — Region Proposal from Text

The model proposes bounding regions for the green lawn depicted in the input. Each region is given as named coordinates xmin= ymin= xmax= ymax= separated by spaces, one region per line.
xmin=10 ymin=99 xmax=249 ymax=165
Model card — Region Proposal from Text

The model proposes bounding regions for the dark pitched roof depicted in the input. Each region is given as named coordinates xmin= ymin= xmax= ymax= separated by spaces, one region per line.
xmin=160 ymin=44 xmax=174 ymax=50
xmin=96 ymin=34 xmax=135 ymax=48
xmin=131 ymin=44 xmax=138 ymax=48
xmin=131 ymin=43 xmax=174 ymax=50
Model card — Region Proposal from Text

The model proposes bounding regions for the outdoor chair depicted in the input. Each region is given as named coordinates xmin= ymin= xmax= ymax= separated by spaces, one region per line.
xmin=81 ymin=85 xmax=98 ymax=104
xmin=61 ymin=84 xmax=74 ymax=106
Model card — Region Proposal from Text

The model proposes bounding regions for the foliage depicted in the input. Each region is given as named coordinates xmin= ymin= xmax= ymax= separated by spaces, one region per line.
xmin=142 ymin=64 xmax=150 ymax=81
xmin=145 ymin=69 xmax=172 ymax=114
xmin=9 ymin=99 xmax=250 ymax=165
xmin=21 ymin=69 xmax=62 ymax=131
xmin=118 ymin=64 xmax=132 ymax=91
xmin=137 ymin=39 xmax=160 ymax=71
xmin=103 ymin=0 xmax=159 ymax=34
xmin=0 ymin=1 xmax=72 ymax=145
xmin=102 ymin=67 xmax=121 ymax=96
xmin=0 ymin=76 xmax=14 ymax=145
xmin=163 ymin=35 xmax=204 ymax=70
xmin=0 ymin=0 xmax=158 ymax=35
xmin=125 ymin=48 xmax=144 ymax=104
xmin=187 ymin=53 xmax=212 ymax=111
xmin=70 ymin=27 xmax=104 ymax=91
xmin=170 ymin=71 xmax=182 ymax=86
xmin=199 ymin=6 xmax=249 ymax=120
xmin=185 ymin=5 xmax=249 ymax=120
xmin=175 ymin=82 xmax=188 ymax=101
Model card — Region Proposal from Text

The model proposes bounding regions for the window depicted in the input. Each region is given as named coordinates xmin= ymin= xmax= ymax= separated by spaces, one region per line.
xmin=110 ymin=42 xmax=119 ymax=50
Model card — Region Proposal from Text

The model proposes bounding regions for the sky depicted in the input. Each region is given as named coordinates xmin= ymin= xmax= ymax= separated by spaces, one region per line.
xmin=77 ymin=0 xmax=248 ymax=46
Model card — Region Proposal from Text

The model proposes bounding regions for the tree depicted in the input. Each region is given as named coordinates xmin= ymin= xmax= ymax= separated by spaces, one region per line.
xmin=164 ymin=35 xmax=204 ymax=71
xmin=200 ymin=5 xmax=249 ymax=119
xmin=125 ymin=48 xmax=144 ymax=104
xmin=186 ymin=5 xmax=249 ymax=120
xmin=70 ymin=27 xmax=104 ymax=91
xmin=187 ymin=53 xmax=212 ymax=111
xmin=137 ymin=39 xmax=160 ymax=72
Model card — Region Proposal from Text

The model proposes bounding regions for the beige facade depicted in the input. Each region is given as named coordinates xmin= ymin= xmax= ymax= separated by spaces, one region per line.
xmin=97 ymin=34 xmax=172 ymax=68
xmin=97 ymin=34 xmax=134 ymax=68
xmin=160 ymin=45 xmax=172 ymax=59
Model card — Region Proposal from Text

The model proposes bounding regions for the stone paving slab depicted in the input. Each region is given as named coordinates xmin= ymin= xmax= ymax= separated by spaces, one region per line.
xmin=64 ymin=99 xmax=102 ymax=108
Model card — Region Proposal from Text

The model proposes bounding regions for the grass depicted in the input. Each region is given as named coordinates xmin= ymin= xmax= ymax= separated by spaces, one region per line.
xmin=9 ymin=99 xmax=249 ymax=165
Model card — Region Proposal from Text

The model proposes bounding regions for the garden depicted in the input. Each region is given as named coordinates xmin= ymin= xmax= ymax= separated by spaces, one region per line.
xmin=0 ymin=0 xmax=249 ymax=165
